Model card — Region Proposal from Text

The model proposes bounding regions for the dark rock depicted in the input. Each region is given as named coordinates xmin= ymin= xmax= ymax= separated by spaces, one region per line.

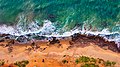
xmin=117 ymin=42 xmax=120 ymax=51
xmin=32 ymin=35 xmax=46 ymax=40
xmin=4 ymin=36 xmax=10 ymax=39
xmin=42 ymin=48 xmax=46 ymax=51
xmin=16 ymin=35 xmax=28 ymax=43
xmin=31 ymin=42 xmax=40 ymax=49
xmin=70 ymin=33 xmax=120 ymax=53
xmin=108 ymin=44 xmax=118 ymax=52
xmin=0 ymin=34 xmax=10 ymax=37
xmin=49 ymin=37 xmax=60 ymax=44
xmin=26 ymin=34 xmax=32 ymax=37
xmin=0 ymin=39 xmax=4 ymax=42
xmin=69 ymin=41 xmax=74 ymax=45
xmin=42 ymin=59 xmax=44 ymax=62
xmin=71 ymin=33 xmax=80 ymax=41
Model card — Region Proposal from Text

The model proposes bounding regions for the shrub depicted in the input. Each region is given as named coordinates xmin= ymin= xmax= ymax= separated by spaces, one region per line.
xmin=75 ymin=59 xmax=80 ymax=64
xmin=0 ymin=59 xmax=5 ymax=66
xmin=14 ymin=60 xmax=29 ymax=67
xmin=81 ymin=63 xmax=99 ymax=67
xmin=89 ymin=63 xmax=99 ymax=67
xmin=81 ymin=63 xmax=89 ymax=67
xmin=105 ymin=61 xmax=116 ymax=66
xmin=75 ymin=56 xmax=116 ymax=67
xmin=105 ymin=60 xmax=112 ymax=66
xmin=80 ymin=56 xmax=90 ymax=62
xmin=90 ymin=58 xmax=96 ymax=63
xmin=112 ymin=61 xmax=116 ymax=66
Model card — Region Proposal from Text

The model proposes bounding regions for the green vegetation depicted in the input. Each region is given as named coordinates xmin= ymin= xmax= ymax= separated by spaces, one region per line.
xmin=105 ymin=60 xmax=112 ymax=66
xmin=111 ymin=61 xmax=116 ymax=66
xmin=0 ymin=59 xmax=5 ymax=66
xmin=14 ymin=60 xmax=29 ymax=67
xmin=75 ymin=56 xmax=116 ymax=67
xmin=80 ymin=56 xmax=90 ymax=62
xmin=75 ymin=56 xmax=96 ymax=63
xmin=75 ymin=59 xmax=80 ymax=64
xmin=81 ymin=63 xmax=99 ymax=67
xmin=105 ymin=60 xmax=116 ymax=67
xmin=90 ymin=58 xmax=96 ymax=63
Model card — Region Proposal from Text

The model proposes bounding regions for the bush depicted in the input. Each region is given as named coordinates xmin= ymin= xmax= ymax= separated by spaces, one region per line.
xmin=105 ymin=60 xmax=112 ymax=66
xmin=75 ymin=59 xmax=80 ymax=64
xmin=81 ymin=63 xmax=99 ymax=67
xmin=105 ymin=60 xmax=116 ymax=66
xmin=14 ymin=60 xmax=29 ymax=67
xmin=0 ymin=59 xmax=5 ymax=66
xmin=81 ymin=63 xmax=89 ymax=67
xmin=75 ymin=56 xmax=116 ymax=67
xmin=80 ymin=56 xmax=90 ymax=62
xmin=90 ymin=58 xmax=96 ymax=63
xmin=112 ymin=61 xmax=116 ymax=66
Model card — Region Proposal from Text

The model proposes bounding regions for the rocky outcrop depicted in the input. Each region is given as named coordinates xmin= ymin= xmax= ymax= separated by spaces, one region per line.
xmin=0 ymin=32 xmax=120 ymax=53
xmin=49 ymin=37 xmax=60 ymax=45
xmin=71 ymin=33 xmax=120 ymax=52
xmin=16 ymin=35 xmax=29 ymax=43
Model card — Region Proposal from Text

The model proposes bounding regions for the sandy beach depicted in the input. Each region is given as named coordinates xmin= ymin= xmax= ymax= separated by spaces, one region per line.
xmin=0 ymin=38 xmax=120 ymax=67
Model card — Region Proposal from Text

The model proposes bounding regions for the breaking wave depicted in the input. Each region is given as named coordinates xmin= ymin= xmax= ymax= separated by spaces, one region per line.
xmin=0 ymin=20 xmax=120 ymax=45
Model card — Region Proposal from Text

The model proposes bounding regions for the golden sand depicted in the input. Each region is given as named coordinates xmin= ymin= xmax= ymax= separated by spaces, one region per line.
xmin=0 ymin=40 xmax=120 ymax=67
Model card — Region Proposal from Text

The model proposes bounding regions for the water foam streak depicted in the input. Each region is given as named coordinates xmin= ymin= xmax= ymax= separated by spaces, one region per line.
xmin=0 ymin=20 xmax=120 ymax=46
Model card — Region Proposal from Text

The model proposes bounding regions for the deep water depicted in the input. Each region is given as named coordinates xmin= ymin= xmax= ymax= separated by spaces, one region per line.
xmin=0 ymin=0 xmax=120 ymax=33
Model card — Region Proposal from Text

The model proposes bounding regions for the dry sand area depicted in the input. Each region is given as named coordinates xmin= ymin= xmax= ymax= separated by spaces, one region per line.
xmin=0 ymin=39 xmax=120 ymax=67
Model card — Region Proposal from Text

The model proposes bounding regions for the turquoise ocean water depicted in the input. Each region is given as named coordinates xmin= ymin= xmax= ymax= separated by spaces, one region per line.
xmin=0 ymin=0 xmax=120 ymax=34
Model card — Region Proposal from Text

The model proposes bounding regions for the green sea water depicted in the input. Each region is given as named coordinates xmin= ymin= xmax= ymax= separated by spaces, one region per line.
xmin=0 ymin=0 xmax=120 ymax=33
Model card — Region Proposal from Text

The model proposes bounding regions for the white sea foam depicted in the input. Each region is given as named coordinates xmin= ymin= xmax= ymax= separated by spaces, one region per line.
xmin=0 ymin=25 xmax=16 ymax=35
xmin=0 ymin=20 xmax=120 ymax=45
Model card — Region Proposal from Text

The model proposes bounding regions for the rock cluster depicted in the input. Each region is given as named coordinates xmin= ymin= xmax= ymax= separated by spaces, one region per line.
xmin=71 ymin=33 xmax=120 ymax=52
xmin=0 ymin=32 xmax=120 ymax=53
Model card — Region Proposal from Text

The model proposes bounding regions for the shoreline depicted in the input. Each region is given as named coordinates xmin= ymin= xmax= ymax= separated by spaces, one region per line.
xmin=0 ymin=37 xmax=120 ymax=67
xmin=0 ymin=32 xmax=120 ymax=53
xmin=0 ymin=32 xmax=120 ymax=67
